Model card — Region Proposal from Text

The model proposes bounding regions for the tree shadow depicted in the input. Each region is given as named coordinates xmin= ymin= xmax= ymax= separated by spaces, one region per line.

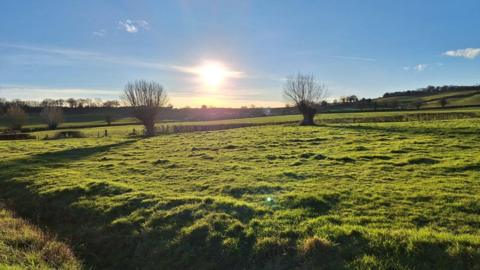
xmin=0 ymin=138 xmax=268 ymax=269
xmin=325 ymin=124 xmax=478 ymax=137
xmin=0 ymin=139 xmax=157 ymax=269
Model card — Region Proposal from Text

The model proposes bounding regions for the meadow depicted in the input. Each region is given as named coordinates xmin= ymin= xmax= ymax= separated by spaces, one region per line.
xmin=1 ymin=111 xmax=480 ymax=269
xmin=0 ymin=204 xmax=81 ymax=269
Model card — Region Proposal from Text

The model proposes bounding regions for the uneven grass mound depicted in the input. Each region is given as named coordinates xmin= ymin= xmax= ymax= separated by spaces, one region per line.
xmin=0 ymin=204 xmax=82 ymax=269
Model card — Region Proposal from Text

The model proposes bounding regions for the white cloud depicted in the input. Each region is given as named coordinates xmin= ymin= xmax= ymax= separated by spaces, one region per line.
xmin=93 ymin=29 xmax=106 ymax=37
xmin=413 ymin=64 xmax=428 ymax=71
xmin=118 ymin=19 xmax=150 ymax=33
xmin=403 ymin=66 xmax=410 ymax=71
xmin=443 ymin=48 xmax=480 ymax=59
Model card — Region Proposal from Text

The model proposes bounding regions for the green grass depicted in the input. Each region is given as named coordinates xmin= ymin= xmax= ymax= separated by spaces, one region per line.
xmin=0 ymin=112 xmax=137 ymax=131
xmin=0 ymin=204 xmax=81 ymax=269
xmin=376 ymin=89 xmax=480 ymax=108
xmin=0 ymin=113 xmax=480 ymax=269
xmin=23 ymin=107 xmax=480 ymax=138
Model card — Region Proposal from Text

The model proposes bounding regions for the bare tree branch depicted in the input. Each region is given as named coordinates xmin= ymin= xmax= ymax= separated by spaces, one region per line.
xmin=283 ymin=73 xmax=328 ymax=125
xmin=122 ymin=80 xmax=169 ymax=136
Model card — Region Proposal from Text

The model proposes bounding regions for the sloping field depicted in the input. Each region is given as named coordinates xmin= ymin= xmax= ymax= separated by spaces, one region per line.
xmin=376 ymin=89 xmax=480 ymax=108
xmin=0 ymin=117 xmax=479 ymax=269
xmin=0 ymin=204 xmax=81 ymax=269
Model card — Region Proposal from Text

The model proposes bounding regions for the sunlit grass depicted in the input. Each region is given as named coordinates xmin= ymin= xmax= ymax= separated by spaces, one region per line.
xmin=0 ymin=115 xmax=479 ymax=269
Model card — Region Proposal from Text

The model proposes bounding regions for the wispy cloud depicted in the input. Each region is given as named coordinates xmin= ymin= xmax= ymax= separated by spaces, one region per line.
xmin=0 ymin=42 xmax=100 ymax=58
xmin=0 ymin=43 xmax=245 ymax=78
xmin=118 ymin=19 xmax=150 ymax=33
xmin=331 ymin=55 xmax=376 ymax=62
xmin=403 ymin=64 xmax=429 ymax=72
xmin=414 ymin=64 xmax=428 ymax=71
xmin=93 ymin=29 xmax=107 ymax=37
xmin=290 ymin=51 xmax=376 ymax=62
xmin=443 ymin=48 xmax=480 ymax=59
xmin=172 ymin=61 xmax=245 ymax=79
xmin=0 ymin=85 xmax=119 ymax=100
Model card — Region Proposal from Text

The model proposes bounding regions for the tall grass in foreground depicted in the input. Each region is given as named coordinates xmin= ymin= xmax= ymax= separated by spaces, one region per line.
xmin=0 ymin=204 xmax=82 ymax=269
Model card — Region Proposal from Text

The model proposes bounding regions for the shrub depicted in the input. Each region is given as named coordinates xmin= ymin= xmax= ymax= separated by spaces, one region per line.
xmin=40 ymin=106 xmax=64 ymax=130
xmin=105 ymin=114 xmax=114 ymax=125
xmin=0 ymin=133 xmax=35 ymax=140
xmin=51 ymin=131 xmax=85 ymax=139
xmin=5 ymin=106 xmax=28 ymax=131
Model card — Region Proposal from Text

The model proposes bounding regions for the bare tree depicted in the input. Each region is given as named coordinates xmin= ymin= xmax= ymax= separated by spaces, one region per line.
xmin=283 ymin=73 xmax=327 ymax=125
xmin=105 ymin=114 xmax=114 ymax=125
xmin=40 ymin=106 xmax=64 ymax=130
xmin=103 ymin=100 xmax=120 ymax=108
xmin=66 ymin=98 xmax=77 ymax=108
xmin=0 ymin=98 xmax=6 ymax=113
xmin=122 ymin=80 xmax=168 ymax=136
xmin=5 ymin=105 xmax=28 ymax=131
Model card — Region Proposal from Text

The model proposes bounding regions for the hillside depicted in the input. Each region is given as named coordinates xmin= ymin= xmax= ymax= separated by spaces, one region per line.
xmin=376 ymin=89 xmax=480 ymax=109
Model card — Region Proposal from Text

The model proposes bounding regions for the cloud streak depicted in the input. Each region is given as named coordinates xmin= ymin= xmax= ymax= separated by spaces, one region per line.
xmin=118 ymin=19 xmax=150 ymax=33
xmin=443 ymin=48 xmax=480 ymax=59
xmin=403 ymin=64 xmax=429 ymax=72
xmin=0 ymin=85 xmax=119 ymax=100
xmin=0 ymin=43 xmax=245 ymax=78
xmin=331 ymin=55 xmax=376 ymax=62
xmin=414 ymin=64 xmax=428 ymax=71
xmin=93 ymin=29 xmax=106 ymax=37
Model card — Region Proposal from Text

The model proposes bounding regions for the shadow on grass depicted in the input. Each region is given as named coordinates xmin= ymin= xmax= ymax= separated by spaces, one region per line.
xmin=326 ymin=124 xmax=478 ymax=137
xmin=1 ymin=140 xmax=137 ymax=178
xmin=0 ymin=139 xmax=155 ymax=269
xmin=0 ymin=139 xmax=275 ymax=269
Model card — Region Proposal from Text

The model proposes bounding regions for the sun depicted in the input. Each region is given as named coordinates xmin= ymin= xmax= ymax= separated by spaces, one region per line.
xmin=198 ymin=62 xmax=228 ymax=89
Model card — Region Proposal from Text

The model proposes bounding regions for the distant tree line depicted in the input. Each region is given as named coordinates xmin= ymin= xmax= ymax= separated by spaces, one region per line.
xmin=0 ymin=98 xmax=121 ymax=112
xmin=383 ymin=85 xmax=480 ymax=98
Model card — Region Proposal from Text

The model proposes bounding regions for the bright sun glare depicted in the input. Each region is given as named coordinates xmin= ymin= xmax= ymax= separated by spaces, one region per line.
xmin=197 ymin=62 xmax=230 ymax=90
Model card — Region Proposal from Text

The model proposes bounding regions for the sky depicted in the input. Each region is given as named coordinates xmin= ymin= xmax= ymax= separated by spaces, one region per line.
xmin=1 ymin=0 xmax=480 ymax=108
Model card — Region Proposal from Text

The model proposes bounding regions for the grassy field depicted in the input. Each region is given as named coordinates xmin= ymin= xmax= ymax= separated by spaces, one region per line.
xmin=1 ymin=112 xmax=480 ymax=269
xmin=376 ymin=89 xmax=480 ymax=108
xmin=2 ymin=105 xmax=480 ymax=132
xmin=24 ymin=107 xmax=480 ymax=138
xmin=0 ymin=112 xmax=138 ymax=131
xmin=0 ymin=204 xmax=81 ymax=269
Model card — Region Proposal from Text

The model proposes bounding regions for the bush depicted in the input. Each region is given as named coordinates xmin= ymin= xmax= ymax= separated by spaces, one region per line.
xmin=50 ymin=131 xmax=85 ymax=139
xmin=40 ymin=107 xmax=64 ymax=130
xmin=0 ymin=133 xmax=35 ymax=140
xmin=105 ymin=114 xmax=114 ymax=125
xmin=5 ymin=106 xmax=28 ymax=131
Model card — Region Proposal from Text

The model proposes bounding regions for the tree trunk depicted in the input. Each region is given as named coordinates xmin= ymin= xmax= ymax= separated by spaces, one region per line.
xmin=145 ymin=122 xmax=156 ymax=136
xmin=300 ymin=111 xmax=316 ymax=125
xmin=299 ymin=106 xmax=317 ymax=126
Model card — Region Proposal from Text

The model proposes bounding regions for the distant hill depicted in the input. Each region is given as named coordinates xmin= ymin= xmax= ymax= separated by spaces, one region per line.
xmin=376 ymin=85 xmax=480 ymax=109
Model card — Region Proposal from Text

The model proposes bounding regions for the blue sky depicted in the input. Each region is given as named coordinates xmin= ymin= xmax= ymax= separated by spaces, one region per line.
xmin=1 ymin=0 xmax=480 ymax=107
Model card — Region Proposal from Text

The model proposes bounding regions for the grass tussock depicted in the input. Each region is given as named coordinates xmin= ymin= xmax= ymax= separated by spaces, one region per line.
xmin=0 ymin=204 xmax=82 ymax=269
